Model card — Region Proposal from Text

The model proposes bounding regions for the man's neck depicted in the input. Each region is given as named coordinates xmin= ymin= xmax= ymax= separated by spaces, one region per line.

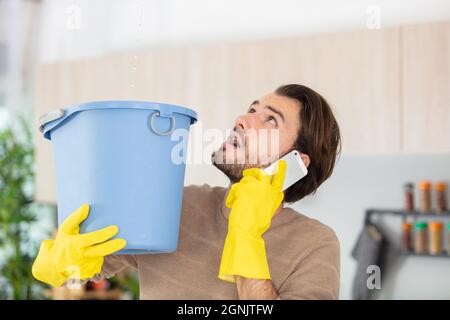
xmin=221 ymin=184 xmax=284 ymax=220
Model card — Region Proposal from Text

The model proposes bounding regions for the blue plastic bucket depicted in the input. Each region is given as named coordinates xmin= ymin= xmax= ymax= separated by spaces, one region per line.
xmin=39 ymin=101 xmax=197 ymax=254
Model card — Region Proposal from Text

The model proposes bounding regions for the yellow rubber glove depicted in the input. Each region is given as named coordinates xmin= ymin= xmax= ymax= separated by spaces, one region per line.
xmin=32 ymin=204 xmax=127 ymax=287
xmin=218 ymin=160 xmax=286 ymax=283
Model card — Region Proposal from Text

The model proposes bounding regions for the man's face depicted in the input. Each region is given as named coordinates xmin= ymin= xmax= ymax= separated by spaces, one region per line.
xmin=212 ymin=92 xmax=301 ymax=182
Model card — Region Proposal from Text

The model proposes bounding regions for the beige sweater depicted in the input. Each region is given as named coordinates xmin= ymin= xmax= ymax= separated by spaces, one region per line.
xmin=98 ymin=184 xmax=340 ymax=300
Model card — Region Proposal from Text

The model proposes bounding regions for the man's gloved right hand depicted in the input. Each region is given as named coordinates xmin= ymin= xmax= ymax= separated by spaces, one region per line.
xmin=32 ymin=203 xmax=127 ymax=287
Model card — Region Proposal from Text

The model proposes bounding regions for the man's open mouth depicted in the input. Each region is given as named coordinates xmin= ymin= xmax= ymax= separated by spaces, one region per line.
xmin=225 ymin=131 xmax=244 ymax=149
xmin=232 ymin=135 xmax=239 ymax=148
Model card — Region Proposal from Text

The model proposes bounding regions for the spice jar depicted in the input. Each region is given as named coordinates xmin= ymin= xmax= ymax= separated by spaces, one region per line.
xmin=418 ymin=181 xmax=432 ymax=213
xmin=447 ymin=223 xmax=450 ymax=256
xmin=414 ymin=221 xmax=428 ymax=254
xmin=429 ymin=222 xmax=443 ymax=255
xmin=401 ymin=222 xmax=413 ymax=252
xmin=404 ymin=183 xmax=415 ymax=212
xmin=435 ymin=182 xmax=448 ymax=213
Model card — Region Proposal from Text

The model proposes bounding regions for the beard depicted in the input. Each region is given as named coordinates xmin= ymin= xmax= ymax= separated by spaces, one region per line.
xmin=212 ymin=127 xmax=279 ymax=183
xmin=211 ymin=148 xmax=262 ymax=183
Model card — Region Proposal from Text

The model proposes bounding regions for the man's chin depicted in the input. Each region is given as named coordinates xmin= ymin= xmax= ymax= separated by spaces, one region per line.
xmin=211 ymin=151 xmax=260 ymax=183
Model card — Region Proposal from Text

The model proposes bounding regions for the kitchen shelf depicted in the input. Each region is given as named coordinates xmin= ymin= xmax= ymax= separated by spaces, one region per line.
xmin=400 ymin=251 xmax=450 ymax=258
xmin=365 ymin=208 xmax=450 ymax=224
xmin=364 ymin=208 xmax=450 ymax=259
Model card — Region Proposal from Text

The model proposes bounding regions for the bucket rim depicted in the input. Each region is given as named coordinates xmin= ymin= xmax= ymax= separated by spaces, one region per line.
xmin=39 ymin=100 xmax=198 ymax=140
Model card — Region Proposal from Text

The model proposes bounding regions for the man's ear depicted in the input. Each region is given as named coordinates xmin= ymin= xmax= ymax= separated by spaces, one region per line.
xmin=300 ymin=153 xmax=311 ymax=168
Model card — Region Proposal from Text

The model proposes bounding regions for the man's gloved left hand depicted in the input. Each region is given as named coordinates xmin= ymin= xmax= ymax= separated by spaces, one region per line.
xmin=218 ymin=160 xmax=286 ymax=283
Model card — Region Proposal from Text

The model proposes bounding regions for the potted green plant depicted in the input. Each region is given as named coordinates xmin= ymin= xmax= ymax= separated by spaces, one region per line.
xmin=0 ymin=118 xmax=48 ymax=299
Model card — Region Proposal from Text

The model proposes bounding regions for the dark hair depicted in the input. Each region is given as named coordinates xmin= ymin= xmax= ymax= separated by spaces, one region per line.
xmin=275 ymin=84 xmax=342 ymax=203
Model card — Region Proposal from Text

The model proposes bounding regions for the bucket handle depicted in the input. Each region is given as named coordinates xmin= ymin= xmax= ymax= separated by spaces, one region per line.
xmin=150 ymin=111 xmax=176 ymax=136
xmin=39 ymin=108 xmax=66 ymax=133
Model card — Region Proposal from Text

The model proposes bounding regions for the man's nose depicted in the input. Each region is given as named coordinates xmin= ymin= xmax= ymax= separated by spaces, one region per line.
xmin=234 ymin=113 xmax=257 ymax=131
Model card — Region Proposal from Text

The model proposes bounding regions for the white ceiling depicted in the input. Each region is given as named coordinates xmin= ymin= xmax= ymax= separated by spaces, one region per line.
xmin=18 ymin=0 xmax=450 ymax=61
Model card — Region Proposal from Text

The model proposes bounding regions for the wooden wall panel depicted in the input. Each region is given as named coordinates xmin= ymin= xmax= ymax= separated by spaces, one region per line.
xmin=401 ymin=21 xmax=450 ymax=152
xmin=286 ymin=29 xmax=401 ymax=153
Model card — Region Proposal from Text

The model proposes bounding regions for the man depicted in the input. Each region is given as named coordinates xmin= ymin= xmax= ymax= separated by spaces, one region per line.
xmin=32 ymin=84 xmax=342 ymax=300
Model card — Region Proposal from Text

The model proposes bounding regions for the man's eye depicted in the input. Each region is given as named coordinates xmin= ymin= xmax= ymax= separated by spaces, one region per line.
xmin=248 ymin=108 xmax=256 ymax=113
xmin=267 ymin=116 xmax=277 ymax=126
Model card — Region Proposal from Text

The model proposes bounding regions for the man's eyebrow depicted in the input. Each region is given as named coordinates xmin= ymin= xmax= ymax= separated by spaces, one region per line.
xmin=266 ymin=105 xmax=285 ymax=123
xmin=247 ymin=100 xmax=259 ymax=112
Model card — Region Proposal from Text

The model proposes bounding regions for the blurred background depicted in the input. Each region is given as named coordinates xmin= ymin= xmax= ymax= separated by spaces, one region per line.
xmin=0 ymin=0 xmax=449 ymax=299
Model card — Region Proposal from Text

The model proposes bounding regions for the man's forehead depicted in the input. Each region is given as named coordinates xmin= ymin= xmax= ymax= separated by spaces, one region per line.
xmin=255 ymin=93 xmax=298 ymax=107
xmin=255 ymin=93 xmax=300 ymax=109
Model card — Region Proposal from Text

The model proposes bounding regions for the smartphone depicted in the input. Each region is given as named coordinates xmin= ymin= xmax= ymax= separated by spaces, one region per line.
xmin=263 ymin=150 xmax=308 ymax=191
